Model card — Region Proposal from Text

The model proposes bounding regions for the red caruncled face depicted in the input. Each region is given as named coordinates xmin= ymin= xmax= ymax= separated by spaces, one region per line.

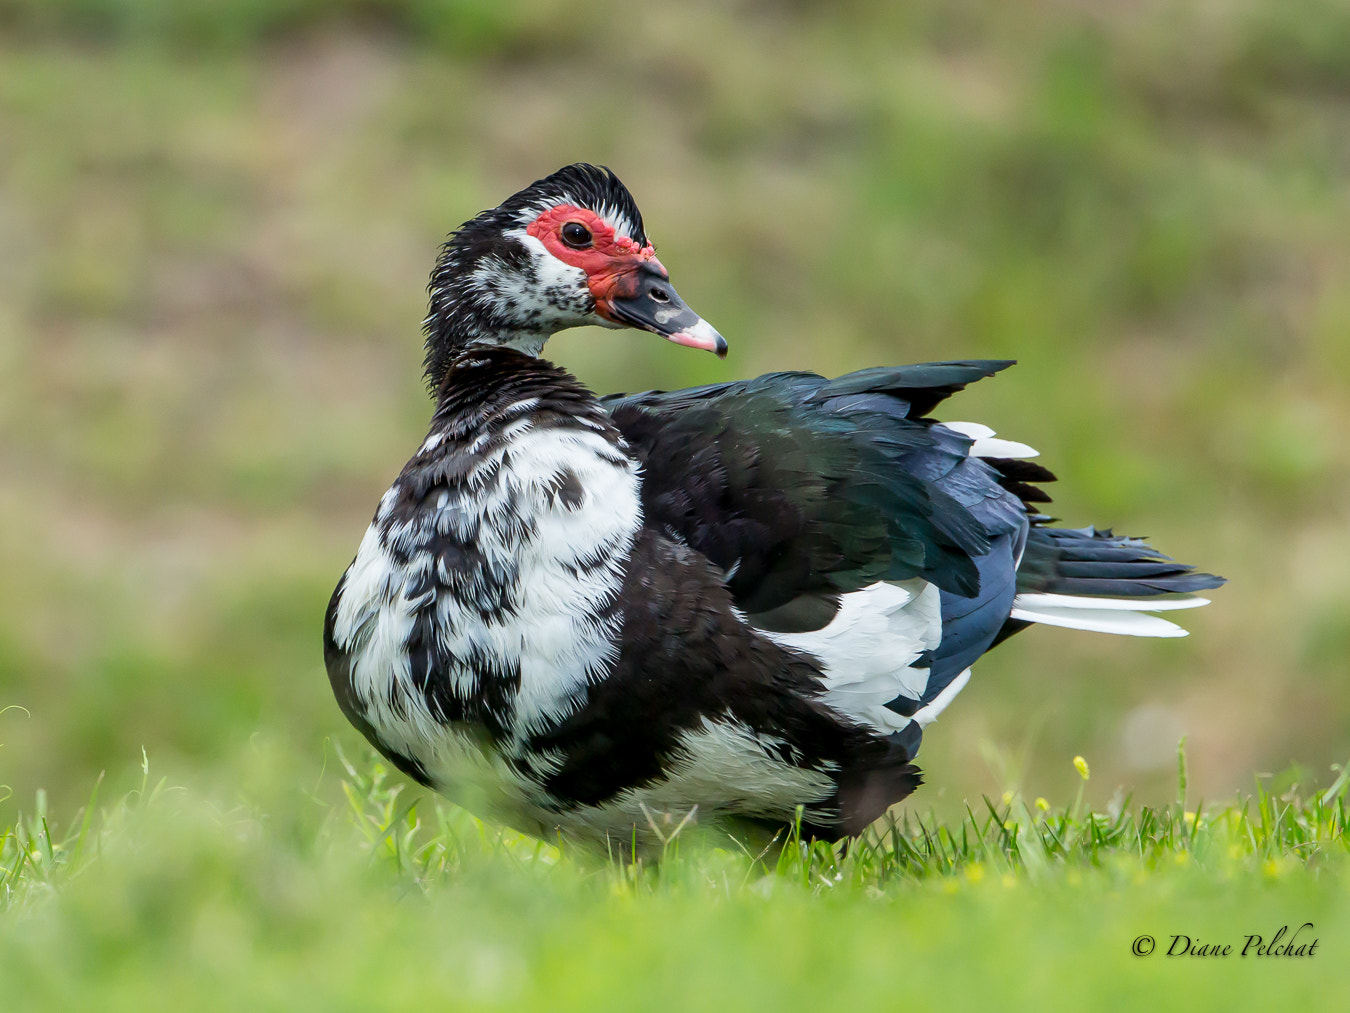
xmin=525 ymin=201 xmax=726 ymax=356
xmin=525 ymin=204 xmax=665 ymax=323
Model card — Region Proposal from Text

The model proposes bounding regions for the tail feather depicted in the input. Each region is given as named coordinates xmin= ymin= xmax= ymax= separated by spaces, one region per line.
xmin=1016 ymin=525 xmax=1224 ymax=598
xmin=1009 ymin=599 xmax=1191 ymax=638
xmin=1008 ymin=525 xmax=1224 ymax=638
xmin=1013 ymin=592 xmax=1210 ymax=612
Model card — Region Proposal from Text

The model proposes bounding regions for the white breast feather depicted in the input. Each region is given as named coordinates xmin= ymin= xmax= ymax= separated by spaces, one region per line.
xmin=493 ymin=426 xmax=641 ymax=734
xmin=330 ymin=497 xmax=443 ymax=755
xmin=331 ymin=419 xmax=642 ymax=806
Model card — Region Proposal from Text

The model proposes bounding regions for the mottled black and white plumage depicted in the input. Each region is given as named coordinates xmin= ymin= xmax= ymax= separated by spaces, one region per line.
xmin=324 ymin=164 xmax=1223 ymax=849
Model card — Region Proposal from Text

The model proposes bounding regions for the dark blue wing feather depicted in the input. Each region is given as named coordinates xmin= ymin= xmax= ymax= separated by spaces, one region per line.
xmin=602 ymin=361 xmax=1021 ymax=620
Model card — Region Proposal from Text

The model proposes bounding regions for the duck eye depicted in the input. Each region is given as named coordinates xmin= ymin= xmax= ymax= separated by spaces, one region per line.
xmin=561 ymin=221 xmax=593 ymax=248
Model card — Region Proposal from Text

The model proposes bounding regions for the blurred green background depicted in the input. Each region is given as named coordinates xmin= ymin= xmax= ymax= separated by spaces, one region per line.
xmin=1 ymin=0 xmax=1348 ymax=828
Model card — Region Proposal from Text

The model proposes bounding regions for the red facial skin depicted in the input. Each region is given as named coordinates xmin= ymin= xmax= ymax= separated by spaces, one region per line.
xmin=525 ymin=204 xmax=665 ymax=322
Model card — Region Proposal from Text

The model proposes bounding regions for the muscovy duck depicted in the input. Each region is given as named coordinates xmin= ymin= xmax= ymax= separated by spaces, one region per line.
xmin=325 ymin=164 xmax=1223 ymax=848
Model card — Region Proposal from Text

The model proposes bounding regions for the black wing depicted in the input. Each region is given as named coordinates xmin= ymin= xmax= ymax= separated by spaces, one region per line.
xmin=601 ymin=361 xmax=1030 ymax=630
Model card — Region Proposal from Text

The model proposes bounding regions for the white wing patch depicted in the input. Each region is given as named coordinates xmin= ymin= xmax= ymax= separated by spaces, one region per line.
xmin=1009 ymin=592 xmax=1210 ymax=638
xmin=941 ymin=420 xmax=1040 ymax=460
xmin=757 ymin=580 xmax=944 ymax=735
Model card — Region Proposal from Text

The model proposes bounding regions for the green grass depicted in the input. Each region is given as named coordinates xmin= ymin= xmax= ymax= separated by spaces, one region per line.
xmin=3 ymin=0 xmax=1350 ymax=1006
xmin=3 ymin=745 xmax=1347 ymax=1009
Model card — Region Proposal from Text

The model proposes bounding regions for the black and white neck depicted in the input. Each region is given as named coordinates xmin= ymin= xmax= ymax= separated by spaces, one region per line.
xmin=420 ymin=225 xmax=586 ymax=383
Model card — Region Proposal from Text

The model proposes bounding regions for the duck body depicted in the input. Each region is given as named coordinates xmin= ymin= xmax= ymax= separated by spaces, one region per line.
xmin=324 ymin=164 xmax=1223 ymax=849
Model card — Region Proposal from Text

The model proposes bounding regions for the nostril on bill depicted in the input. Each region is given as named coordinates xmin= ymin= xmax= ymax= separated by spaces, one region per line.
xmin=650 ymin=288 xmax=670 ymax=303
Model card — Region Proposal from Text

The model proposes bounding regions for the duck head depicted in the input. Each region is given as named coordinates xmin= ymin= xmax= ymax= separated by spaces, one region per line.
xmin=424 ymin=163 xmax=725 ymax=387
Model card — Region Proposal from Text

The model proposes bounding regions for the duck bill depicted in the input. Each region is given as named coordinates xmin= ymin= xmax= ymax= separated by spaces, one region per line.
xmin=593 ymin=262 xmax=728 ymax=358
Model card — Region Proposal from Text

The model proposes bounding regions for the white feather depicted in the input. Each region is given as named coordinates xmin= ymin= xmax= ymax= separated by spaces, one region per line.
xmin=941 ymin=420 xmax=1040 ymax=459
xmin=940 ymin=421 xmax=995 ymax=440
xmin=331 ymin=510 xmax=444 ymax=754
xmin=911 ymin=668 xmax=971 ymax=727
xmin=971 ymin=436 xmax=1039 ymax=459
xmin=757 ymin=580 xmax=943 ymax=735
xmin=1013 ymin=592 xmax=1209 ymax=612
xmin=1009 ymin=605 xmax=1188 ymax=637
xmin=1009 ymin=591 xmax=1212 ymax=637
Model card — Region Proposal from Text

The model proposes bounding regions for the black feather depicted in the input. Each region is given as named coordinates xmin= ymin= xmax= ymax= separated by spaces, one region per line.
xmin=603 ymin=363 xmax=1025 ymax=619
xmin=1016 ymin=526 xmax=1226 ymax=598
